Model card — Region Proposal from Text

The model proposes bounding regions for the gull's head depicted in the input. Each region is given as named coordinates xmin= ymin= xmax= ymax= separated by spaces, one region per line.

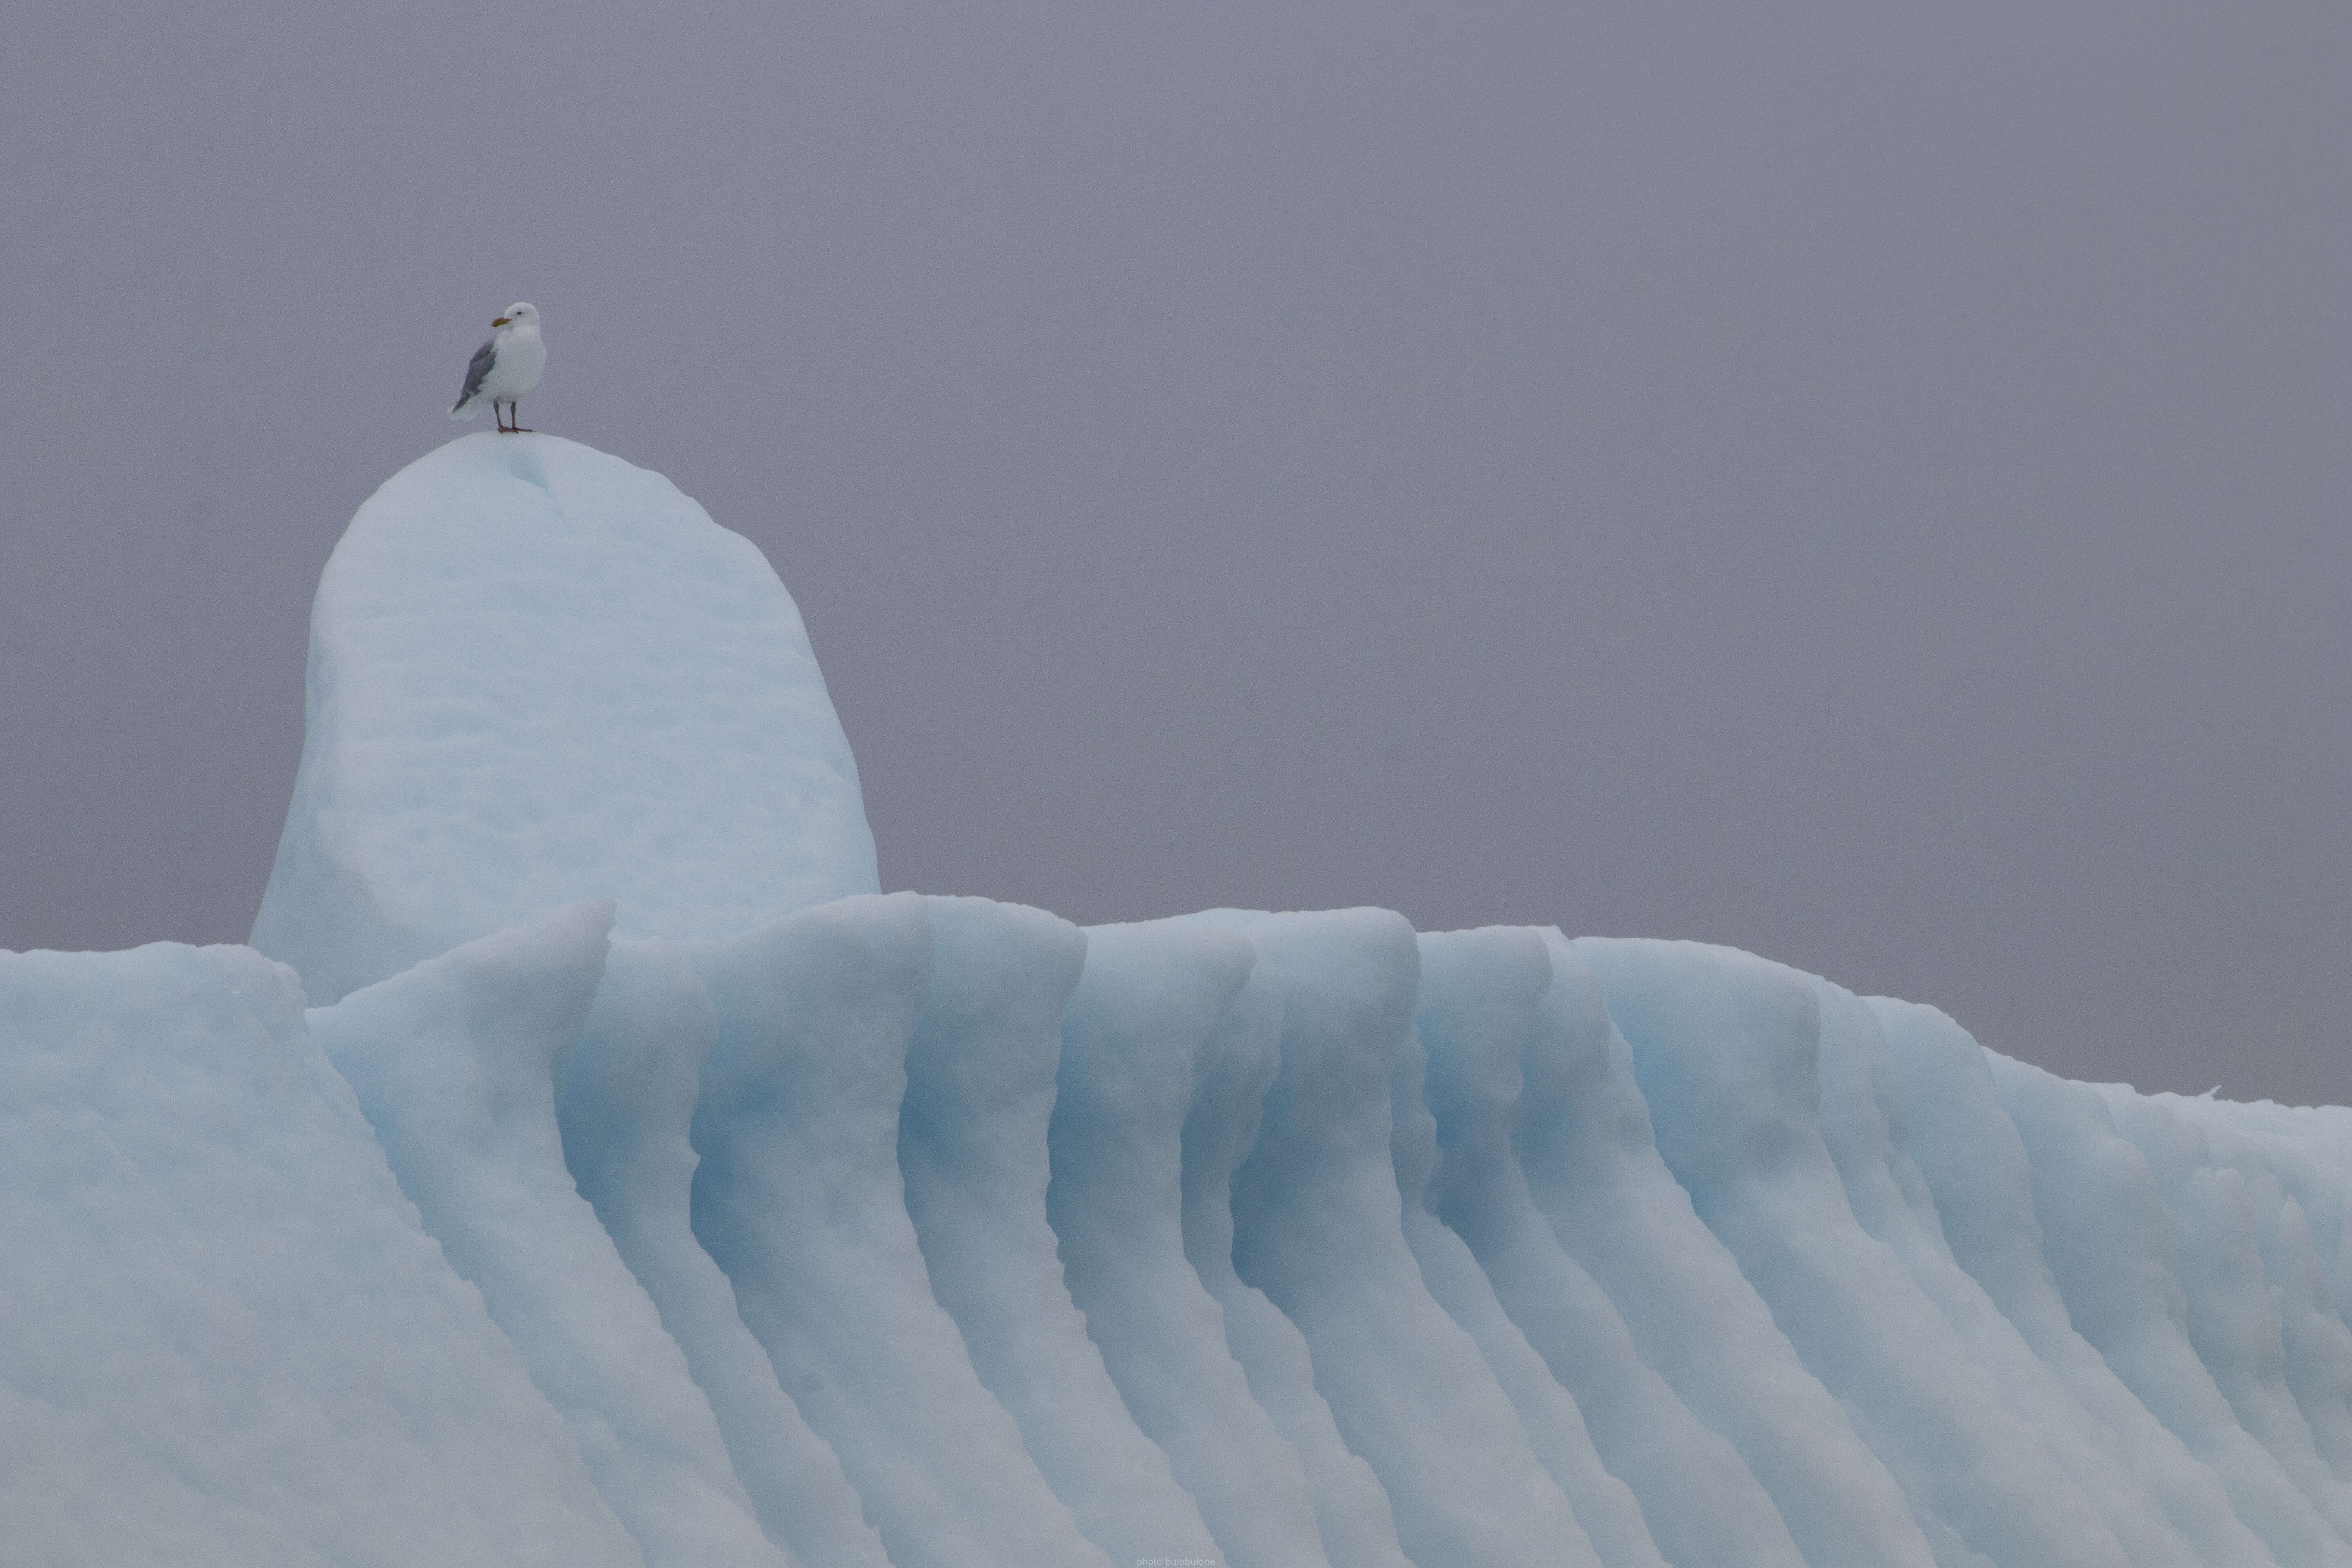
xmin=492 ymin=301 xmax=539 ymax=330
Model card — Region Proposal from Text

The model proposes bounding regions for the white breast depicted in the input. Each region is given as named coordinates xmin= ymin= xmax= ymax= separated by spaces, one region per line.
xmin=482 ymin=325 xmax=547 ymax=399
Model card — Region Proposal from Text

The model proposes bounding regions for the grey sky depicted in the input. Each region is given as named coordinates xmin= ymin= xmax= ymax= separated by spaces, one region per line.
xmin=4 ymin=0 xmax=2345 ymax=1102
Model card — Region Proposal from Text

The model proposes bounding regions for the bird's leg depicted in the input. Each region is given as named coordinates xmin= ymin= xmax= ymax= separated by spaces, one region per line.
xmin=495 ymin=401 xmax=512 ymax=433
xmin=510 ymin=403 xmax=532 ymax=434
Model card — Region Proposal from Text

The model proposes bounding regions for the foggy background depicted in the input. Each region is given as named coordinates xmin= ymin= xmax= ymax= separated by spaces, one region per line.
xmin=4 ymin=1 xmax=2345 ymax=1101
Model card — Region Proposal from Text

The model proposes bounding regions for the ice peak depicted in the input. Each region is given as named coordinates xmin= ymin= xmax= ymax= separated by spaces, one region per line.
xmin=253 ymin=434 xmax=877 ymax=1005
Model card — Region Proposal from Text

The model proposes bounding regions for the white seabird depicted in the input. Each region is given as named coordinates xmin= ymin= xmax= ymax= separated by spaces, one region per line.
xmin=449 ymin=302 xmax=546 ymax=432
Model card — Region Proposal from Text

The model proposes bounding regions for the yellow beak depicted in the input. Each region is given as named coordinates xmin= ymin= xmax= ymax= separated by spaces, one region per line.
xmin=492 ymin=316 xmax=510 ymax=327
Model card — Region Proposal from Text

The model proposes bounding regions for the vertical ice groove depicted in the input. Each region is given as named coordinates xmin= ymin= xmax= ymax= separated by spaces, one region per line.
xmin=2139 ymin=1096 xmax=2352 ymax=1487
xmin=555 ymin=938 xmax=894 ymax=1568
xmin=1416 ymin=926 xmax=1798 ymax=1568
xmin=1554 ymin=936 xmax=1935 ymax=1568
xmin=1988 ymin=1051 xmax=2352 ymax=1565
xmin=1594 ymin=952 xmax=2140 ymax=1568
xmin=1812 ymin=987 xmax=2209 ymax=1568
xmin=1047 ymin=919 xmax=1332 ymax=1568
xmin=2263 ymin=1194 xmax=2352 ymax=1485
xmin=895 ymin=897 xmax=1218 ymax=1567
xmin=2187 ymin=1100 xmax=2352 ymax=1324
xmin=2094 ymin=1086 xmax=2352 ymax=1540
xmin=1183 ymin=908 xmax=1596 ymax=1568
xmin=2145 ymin=1091 xmax=2352 ymax=1486
xmin=1399 ymin=928 xmax=1667 ymax=1568
xmin=1873 ymin=997 xmax=2278 ymax=1567
xmin=685 ymin=894 xmax=1109 ymax=1568
xmin=309 ymin=902 xmax=782 ymax=1568
xmin=1178 ymin=956 xmax=1416 ymax=1568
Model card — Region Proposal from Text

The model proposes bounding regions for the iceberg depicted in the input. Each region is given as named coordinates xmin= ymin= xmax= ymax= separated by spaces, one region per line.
xmin=13 ymin=431 xmax=2352 ymax=1568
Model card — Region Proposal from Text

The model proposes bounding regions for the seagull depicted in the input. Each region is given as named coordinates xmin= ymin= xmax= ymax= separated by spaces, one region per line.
xmin=449 ymin=302 xmax=546 ymax=433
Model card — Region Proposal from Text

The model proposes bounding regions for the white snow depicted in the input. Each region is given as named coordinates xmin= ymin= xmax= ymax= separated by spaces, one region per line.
xmin=26 ymin=432 xmax=2352 ymax=1568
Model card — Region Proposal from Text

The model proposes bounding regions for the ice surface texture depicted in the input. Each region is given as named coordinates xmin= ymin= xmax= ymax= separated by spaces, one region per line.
xmin=22 ymin=434 xmax=2352 ymax=1566
xmin=252 ymin=433 xmax=876 ymax=1005
xmin=0 ymin=942 xmax=639 ymax=1568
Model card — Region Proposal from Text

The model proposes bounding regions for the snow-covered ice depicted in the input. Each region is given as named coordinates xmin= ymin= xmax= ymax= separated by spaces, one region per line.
xmin=23 ymin=432 xmax=2352 ymax=1568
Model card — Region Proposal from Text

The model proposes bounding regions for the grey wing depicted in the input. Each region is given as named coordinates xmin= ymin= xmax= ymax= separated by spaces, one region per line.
xmin=453 ymin=338 xmax=499 ymax=410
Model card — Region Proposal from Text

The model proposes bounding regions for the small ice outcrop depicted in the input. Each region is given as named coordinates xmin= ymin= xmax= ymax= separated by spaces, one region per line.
xmin=252 ymin=434 xmax=877 ymax=1005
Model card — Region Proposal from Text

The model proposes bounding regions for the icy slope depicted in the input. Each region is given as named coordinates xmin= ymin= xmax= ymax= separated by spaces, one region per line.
xmin=22 ymin=433 xmax=2352 ymax=1568
xmin=309 ymin=903 xmax=787 ymax=1568
xmin=558 ymin=936 xmax=894 ymax=1568
xmin=252 ymin=433 xmax=876 ymax=1005
xmin=0 ymin=943 xmax=639 ymax=1568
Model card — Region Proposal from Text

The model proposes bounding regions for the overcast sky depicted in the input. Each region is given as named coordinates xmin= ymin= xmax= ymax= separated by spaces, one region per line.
xmin=4 ymin=0 xmax=2345 ymax=1102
